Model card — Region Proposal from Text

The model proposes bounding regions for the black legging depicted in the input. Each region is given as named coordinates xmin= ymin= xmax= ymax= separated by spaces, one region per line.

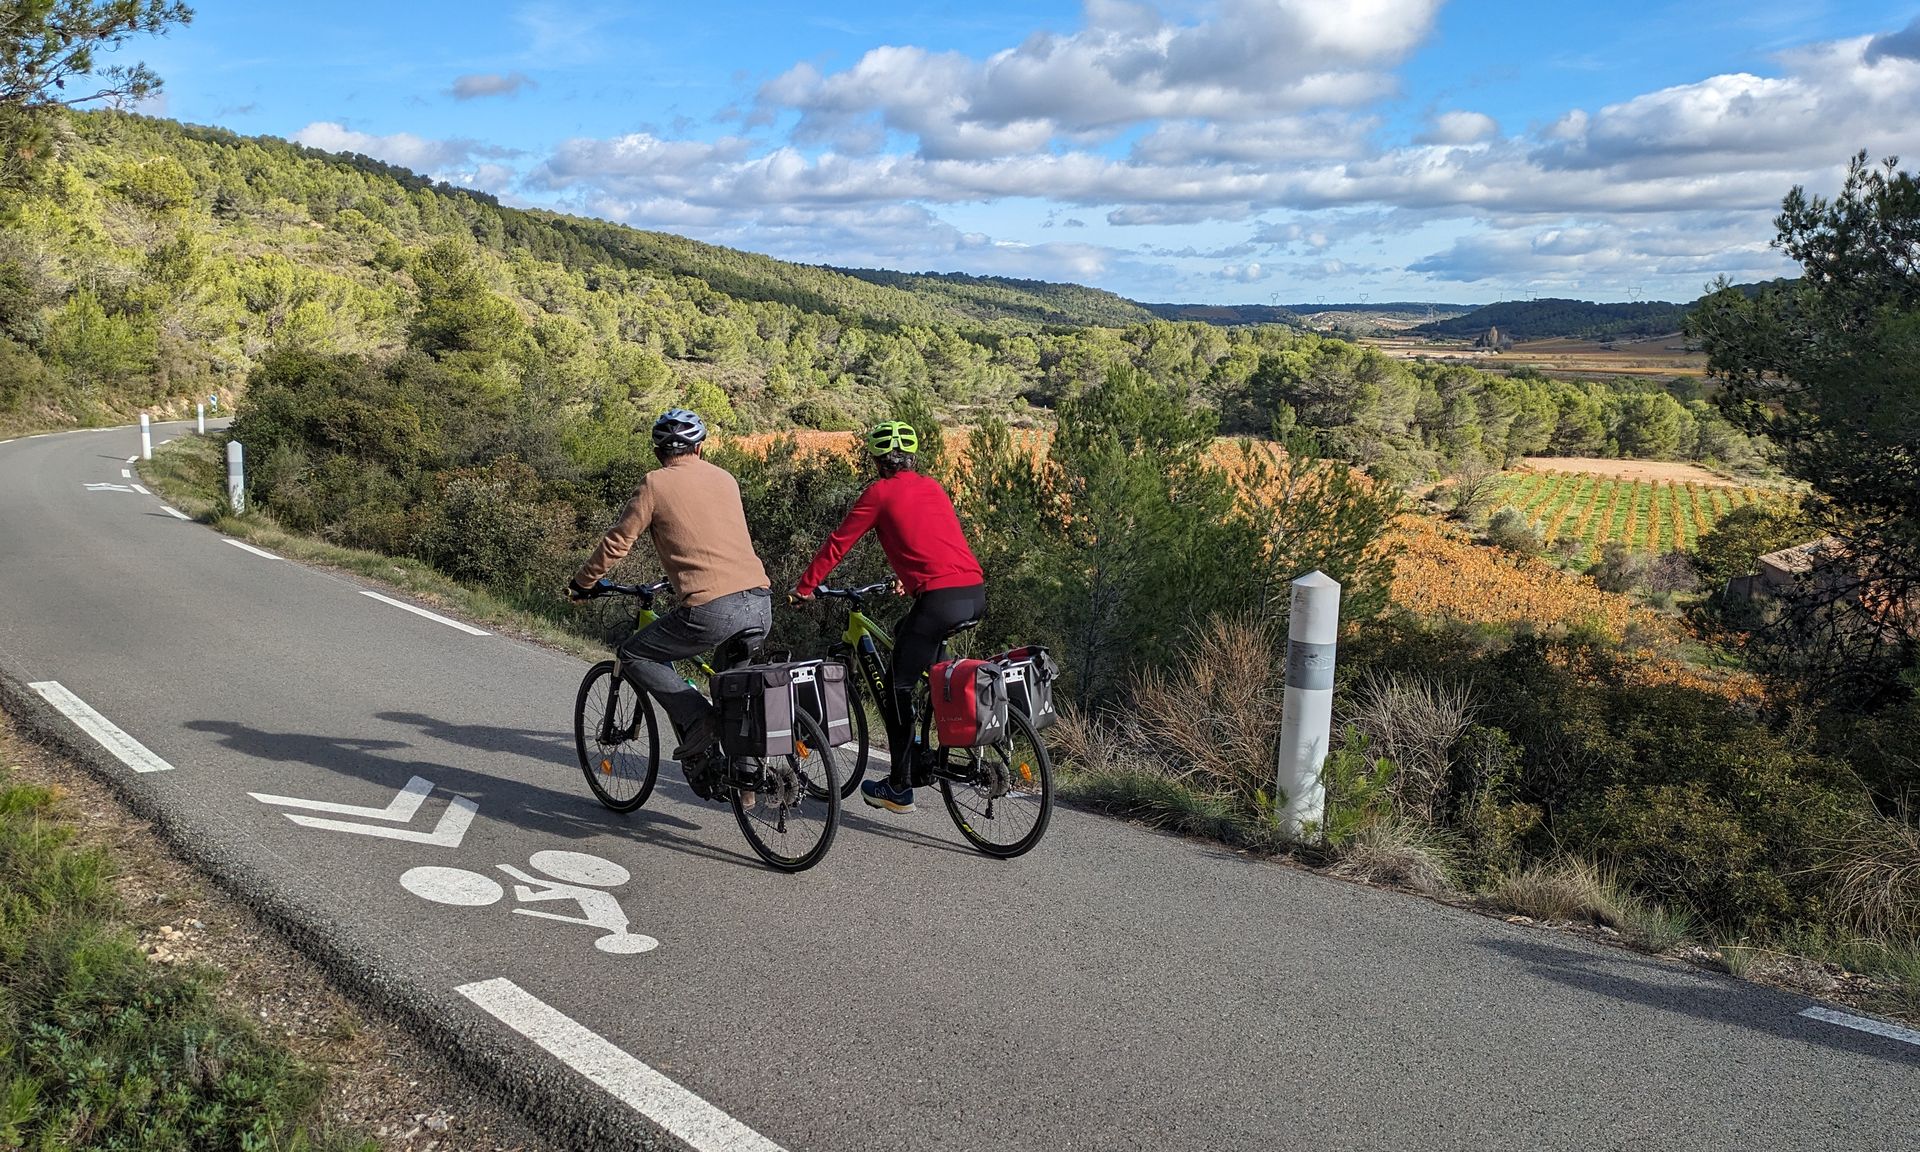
xmin=888 ymin=584 xmax=986 ymax=785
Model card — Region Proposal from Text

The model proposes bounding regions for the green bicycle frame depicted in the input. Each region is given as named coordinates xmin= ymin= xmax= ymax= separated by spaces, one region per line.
xmin=840 ymin=607 xmax=894 ymax=702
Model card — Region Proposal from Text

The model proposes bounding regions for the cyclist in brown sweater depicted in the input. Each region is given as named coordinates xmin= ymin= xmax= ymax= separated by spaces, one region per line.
xmin=568 ymin=409 xmax=770 ymax=771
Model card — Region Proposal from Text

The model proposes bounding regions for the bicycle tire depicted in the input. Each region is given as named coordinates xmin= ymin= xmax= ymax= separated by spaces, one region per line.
xmin=939 ymin=709 xmax=1053 ymax=858
xmin=733 ymin=711 xmax=841 ymax=872
xmin=574 ymin=660 xmax=660 ymax=812
xmin=837 ymin=655 xmax=870 ymax=799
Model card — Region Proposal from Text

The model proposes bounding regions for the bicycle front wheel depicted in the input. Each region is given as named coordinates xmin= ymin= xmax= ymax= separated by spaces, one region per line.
xmin=574 ymin=660 xmax=660 ymax=812
xmin=733 ymin=711 xmax=841 ymax=872
xmin=940 ymin=709 xmax=1053 ymax=858
xmin=837 ymin=656 xmax=870 ymax=799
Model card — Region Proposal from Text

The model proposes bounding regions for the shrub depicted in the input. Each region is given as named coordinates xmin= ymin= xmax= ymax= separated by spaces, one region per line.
xmin=1485 ymin=505 xmax=1543 ymax=554
xmin=1820 ymin=808 xmax=1920 ymax=941
xmin=1342 ymin=670 xmax=1477 ymax=826
xmin=411 ymin=458 xmax=577 ymax=596
xmin=1132 ymin=613 xmax=1283 ymax=809
xmin=1588 ymin=542 xmax=1650 ymax=593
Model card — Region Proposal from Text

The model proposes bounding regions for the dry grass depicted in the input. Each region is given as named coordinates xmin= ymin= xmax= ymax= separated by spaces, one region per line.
xmin=1131 ymin=613 xmax=1283 ymax=807
xmin=1822 ymin=808 xmax=1920 ymax=941
xmin=1490 ymin=857 xmax=1623 ymax=925
xmin=1342 ymin=670 xmax=1477 ymax=825
xmin=1328 ymin=821 xmax=1457 ymax=894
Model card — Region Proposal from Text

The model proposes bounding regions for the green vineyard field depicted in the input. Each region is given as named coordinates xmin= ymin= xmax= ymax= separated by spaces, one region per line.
xmin=1497 ymin=472 xmax=1774 ymax=560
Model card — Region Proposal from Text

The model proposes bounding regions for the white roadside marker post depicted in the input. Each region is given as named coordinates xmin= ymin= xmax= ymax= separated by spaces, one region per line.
xmin=226 ymin=440 xmax=245 ymax=514
xmin=139 ymin=413 xmax=152 ymax=460
xmin=1276 ymin=570 xmax=1340 ymax=840
xmin=197 ymin=402 xmax=205 ymax=435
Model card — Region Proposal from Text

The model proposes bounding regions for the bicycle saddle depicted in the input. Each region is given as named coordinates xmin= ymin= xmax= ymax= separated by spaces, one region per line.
xmin=715 ymin=627 xmax=768 ymax=670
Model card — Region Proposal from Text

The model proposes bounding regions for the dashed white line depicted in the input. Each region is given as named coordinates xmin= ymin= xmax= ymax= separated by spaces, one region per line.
xmin=456 ymin=978 xmax=787 ymax=1152
xmin=0 ymin=438 xmax=13 ymax=445
xmin=223 ymin=538 xmax=282 ymax=561
xmin=121 ymin=468 xmax=132 ymax=478
xmin=1800 ymin=1006 xmax=1920 ymax=1047
xmin=27 ymin=682 xmax=177 ymax=774
xmin=359 ymin=590 xmax=489 ymax=636
xmin=130 ymin=483 xmax=150 ymax=495
xmin=126 ymin=454 xmax=138 ymax=463
xmin=161 ymin=505 xmax=191 ymax=520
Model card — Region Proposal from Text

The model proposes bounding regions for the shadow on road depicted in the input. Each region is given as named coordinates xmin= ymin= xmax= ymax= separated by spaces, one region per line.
xmin=183 ymin=717 xmax=765 ymax=873
xmin=1479 ymin=935 xmax=1920 ymax=1068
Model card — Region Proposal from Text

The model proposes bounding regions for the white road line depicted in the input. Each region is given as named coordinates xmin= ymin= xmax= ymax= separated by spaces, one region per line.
xmin=223 ymin=539 xmax=282 ymax=561
xmin=359 ymin=590 xmax=489 ymax=636
xmin=27 ymin=682 xmax=176 ymax=774
xmin=126 ymin=454 xmax=138 ymax=463
xmin=456 ymin=978 xmax=787 ymax=1152
xmin=131 ymin=482 xmax=149 ymax=495
xmin=1800 ymin=1006 xmax=1920 ymax=1047
xmin=161 ymin=505 xmax=191 ymax=520
xmin=251 ymin=775 xmax=433 ymax=820
xmin=121 ymin=468 xmax=131 ymax=478
xmin=284 ymin=795 xmax=477 ymax=846
xmin=0 ymin=438 xmax=13 ymax=445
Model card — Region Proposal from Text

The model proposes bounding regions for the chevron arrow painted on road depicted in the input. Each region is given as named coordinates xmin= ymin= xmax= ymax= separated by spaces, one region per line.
xmin=250 ymin=776 xmax=477 ymax=847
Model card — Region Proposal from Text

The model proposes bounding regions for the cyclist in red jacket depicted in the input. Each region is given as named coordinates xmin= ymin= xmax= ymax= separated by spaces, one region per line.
xmin=793 ymin=420 xmax=984 ymax=814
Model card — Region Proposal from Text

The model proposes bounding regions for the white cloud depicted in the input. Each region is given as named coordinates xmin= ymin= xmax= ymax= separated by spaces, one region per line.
xmin=292 ymin=122 xmax=485 ymax=172
xmin=1416 ymin=110 xmax=1498 ymax=145
xmin=1216 ymin=261 xmax=1266 ymax=282
xmin=493 ymin=11 xmax=1920 ymax=299
xmin=451 ymin=72 xmax=536 ymax=100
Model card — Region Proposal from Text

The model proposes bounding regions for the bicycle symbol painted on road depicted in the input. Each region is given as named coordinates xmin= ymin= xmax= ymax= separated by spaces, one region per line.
xmin=401 ymin=850 xmax=657 ymax=955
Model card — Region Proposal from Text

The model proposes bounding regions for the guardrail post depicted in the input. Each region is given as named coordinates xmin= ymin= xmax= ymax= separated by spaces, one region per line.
xmin=1276 ymin=570 xmax=1340 ymax=840
xmin=139 ymin=413 xmax=152 ymax=460
xmin=197 ymin=403 xmax=205 ymax=435
xmin=226 ymin=440 xmax=245 ymax=514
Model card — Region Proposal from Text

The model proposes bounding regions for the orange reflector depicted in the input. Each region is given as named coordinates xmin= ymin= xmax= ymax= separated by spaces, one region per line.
xmin=1019 ymin=762 xmax=1033 ymax=783
xmin=600 ymin=759 xmax=612 ymax=774
xmin=797 ymin=740 xmax=811 ymax=758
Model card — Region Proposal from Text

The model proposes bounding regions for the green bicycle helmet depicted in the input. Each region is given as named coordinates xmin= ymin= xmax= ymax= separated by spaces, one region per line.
xmin=866 ymin=420 xmax=918 ymax=456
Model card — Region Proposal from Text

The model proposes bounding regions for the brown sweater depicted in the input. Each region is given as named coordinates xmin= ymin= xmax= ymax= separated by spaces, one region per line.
xmin=573 ymin=455 xmax=769 ymax=605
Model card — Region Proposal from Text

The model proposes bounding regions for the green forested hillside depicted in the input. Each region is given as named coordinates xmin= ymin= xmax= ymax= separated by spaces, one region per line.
xmin=1414 ymin=297 xmax=1692 ymax=341
xmin=826 ymin=267 xmax=1158 ymax=327
xmin=0 ymin=109 xmax=1763 ymax=480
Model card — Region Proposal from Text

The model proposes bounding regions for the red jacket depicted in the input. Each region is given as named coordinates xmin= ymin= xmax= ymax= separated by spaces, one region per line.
xmin=796 ymin=471 xmax=984 ymax=597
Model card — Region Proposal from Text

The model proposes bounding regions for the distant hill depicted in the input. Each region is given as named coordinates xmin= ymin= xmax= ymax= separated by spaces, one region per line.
xmin=1414 ymin=298 xmax=1691 ymax=342
xmin=826 ymin=267 xmax=1158 ymax=328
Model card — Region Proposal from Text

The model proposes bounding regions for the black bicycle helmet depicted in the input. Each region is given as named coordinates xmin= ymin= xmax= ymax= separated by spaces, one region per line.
xmin=652 ymin=408 xmax=708 ymax=452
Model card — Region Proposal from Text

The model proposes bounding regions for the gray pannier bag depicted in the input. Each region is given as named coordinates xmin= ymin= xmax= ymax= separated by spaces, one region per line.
xmin=793 ymin=659 xmax=853 ymax=746
xmin=992 ymin=645 xmax=1060 ymax=731
xmin=714 ymin=661 xmax=801 ymax=758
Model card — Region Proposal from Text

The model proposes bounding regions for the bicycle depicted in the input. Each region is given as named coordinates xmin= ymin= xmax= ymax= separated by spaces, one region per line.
xmin=572 ymin=581 xmax=842 ymax=872
xmin=814 ymin=582 xmax=1053 ymax=858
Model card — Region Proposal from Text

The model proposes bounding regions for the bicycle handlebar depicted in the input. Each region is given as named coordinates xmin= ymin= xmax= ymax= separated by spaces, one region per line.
xmin=586 ymin=579 xmax=671 ymax=601
xmin=814 ymin=582 xmax=892 ymax=602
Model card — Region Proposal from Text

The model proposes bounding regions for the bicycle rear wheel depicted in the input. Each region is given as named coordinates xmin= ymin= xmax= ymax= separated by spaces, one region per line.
xmin=733 ymin=711 xmax=841 ymax=872
xmin=574 ymin=660 xmax=660 ymax=812
xmin=939 ymin=710 xmax=1053 ymax=858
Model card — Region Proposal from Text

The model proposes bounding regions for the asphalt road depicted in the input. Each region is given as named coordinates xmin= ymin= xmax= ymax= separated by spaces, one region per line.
xmin=1 ymin=422 xmax=1915 ymax=1151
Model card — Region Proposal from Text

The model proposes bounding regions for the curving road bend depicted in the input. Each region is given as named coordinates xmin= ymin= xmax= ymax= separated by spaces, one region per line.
xmin=0 ymin=423 xmax=1914 ymax=1151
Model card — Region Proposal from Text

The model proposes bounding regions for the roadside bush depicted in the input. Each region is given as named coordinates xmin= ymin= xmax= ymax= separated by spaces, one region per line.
xmin=1342 ymin=670 xmax=1476 ymax=826
xmin=1133 ymin=613 xmax=1282 ymax=809
xmin=0 ymin=777 xmax=363 ymax=1151
xmin=1820 ymin=808 xmax=1920 ymax=941
xmin=411 ymin=458 xmax=580 ymax=597
xmin=1485 ymin=505 xmax=1543 ymax=554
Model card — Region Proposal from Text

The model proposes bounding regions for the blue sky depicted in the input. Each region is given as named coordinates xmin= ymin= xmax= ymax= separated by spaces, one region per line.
xmin=124 ymin=1 xmax=1920 ymax=304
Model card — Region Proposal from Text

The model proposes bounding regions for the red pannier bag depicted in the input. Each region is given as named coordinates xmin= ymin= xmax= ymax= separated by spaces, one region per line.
xmin=930 ymin=658 xmax=1010 ymax=748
